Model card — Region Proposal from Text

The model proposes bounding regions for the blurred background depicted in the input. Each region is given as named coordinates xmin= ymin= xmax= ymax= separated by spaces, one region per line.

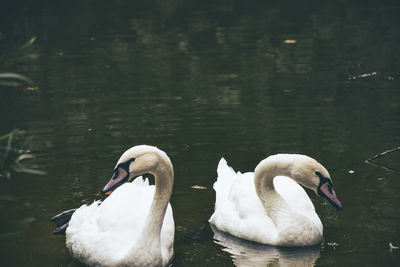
xmin=0 ymin=0 xmax=399 ymax=266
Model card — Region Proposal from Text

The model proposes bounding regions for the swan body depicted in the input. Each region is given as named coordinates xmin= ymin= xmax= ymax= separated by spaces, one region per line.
xmin=209 ymin=154 xmax=342 ymax=247
xmin=58 ymin=145 xmax=175 ymax=266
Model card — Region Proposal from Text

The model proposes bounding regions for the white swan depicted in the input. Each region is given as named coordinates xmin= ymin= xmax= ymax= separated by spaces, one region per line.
xmin=52 ymin=145 xmax=175 ymax=266
xmin=209 ymin=154 xmax=342 ymax=247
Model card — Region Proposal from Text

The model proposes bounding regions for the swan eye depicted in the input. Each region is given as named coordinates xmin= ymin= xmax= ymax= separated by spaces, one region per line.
xmin=315 ymin=171 xmax=333 ymax=186
xmin=116 ymin=158 xmax=136 ymax=173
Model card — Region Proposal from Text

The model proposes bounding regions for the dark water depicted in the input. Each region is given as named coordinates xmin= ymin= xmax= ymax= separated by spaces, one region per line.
xmin=1 ymin=0 xmax=400 ymax=266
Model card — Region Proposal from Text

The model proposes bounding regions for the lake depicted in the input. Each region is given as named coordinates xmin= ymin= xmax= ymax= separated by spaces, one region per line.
xmin=0 ymin=0 xmax=399 ymax=266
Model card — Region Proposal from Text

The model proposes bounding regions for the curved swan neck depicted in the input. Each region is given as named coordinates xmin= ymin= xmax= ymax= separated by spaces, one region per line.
xmin=253 ymin=155 xmax=315 ymax=227
xmin=145 ymin=157 xmax=174 ymax=236
xmin=254 ymin=157 xmax=293 ymax=200
xmin=126 ymin=154 xmax=174 ymax=263
xmin=253 ymin=154 xmax=326 ymax=245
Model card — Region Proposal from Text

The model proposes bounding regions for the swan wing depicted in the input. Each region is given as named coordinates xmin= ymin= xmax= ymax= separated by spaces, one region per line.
xmin=273 ymin=176 xmax=322 ymax=230
xmin=209 ymin=158 xmax=278 ymax=244
xmin=274 ymin=176 xmax=316 ymax=214
xmin=66 ymin=176 xmax=158 ymax=265
xmin=161 ymin=203 xmax=174 ymax=266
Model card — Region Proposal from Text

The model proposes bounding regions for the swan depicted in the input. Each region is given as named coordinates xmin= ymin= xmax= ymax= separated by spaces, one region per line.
xmin=209 ymin=154 xmax=342 ymax=247
xmin=51 ymin=145 xmax=175 ymax=266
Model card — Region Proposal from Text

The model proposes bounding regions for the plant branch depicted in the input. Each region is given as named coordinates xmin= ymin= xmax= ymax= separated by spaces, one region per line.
xmin=365 ymin=146 xmax=400 ymax=172
xmin=365 ymin=146 xmax=400 ymax=162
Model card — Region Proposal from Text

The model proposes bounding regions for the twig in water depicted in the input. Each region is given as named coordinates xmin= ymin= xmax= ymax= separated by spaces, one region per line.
xmin=366 ymin=146 xmax=400 ymax=162
xmin=365 ymin=146 xmax=400 ymax=171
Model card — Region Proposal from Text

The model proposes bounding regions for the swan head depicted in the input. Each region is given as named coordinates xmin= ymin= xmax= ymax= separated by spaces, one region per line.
xmin=287 ymin=154 xmax=343 ymax=211
xmin=101 ymin=145 xmax=170 ymax=194
xmin=258 ymin=154 xmax=343 ymax=211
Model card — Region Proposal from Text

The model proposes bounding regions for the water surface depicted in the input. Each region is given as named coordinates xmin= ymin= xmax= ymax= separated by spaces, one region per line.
xmin=1 ymin=1 xmax=400 ymax=266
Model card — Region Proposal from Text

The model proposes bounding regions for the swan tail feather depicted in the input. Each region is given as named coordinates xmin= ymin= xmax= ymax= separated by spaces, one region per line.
xmin=53 ymin=222 xmax=69 ymax=235
xmin=50 ymin=208 xmax=77 ymax=235
xmin=213 ymin=157 xmax=239 ymax=210
xmin=50 ymin=208 xmax=77 ymax=227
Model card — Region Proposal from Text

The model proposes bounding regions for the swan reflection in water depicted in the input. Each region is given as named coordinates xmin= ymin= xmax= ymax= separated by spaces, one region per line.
xmin=210 ymin=224 xmax=320 ymax=267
